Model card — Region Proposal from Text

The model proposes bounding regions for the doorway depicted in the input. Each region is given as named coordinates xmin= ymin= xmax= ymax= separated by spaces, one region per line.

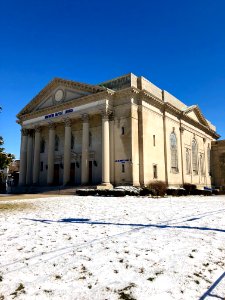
xmin=70 ymin=163 xmax=75 ymax=185
xmin=53 ymin=164 xmax=60 ymax=185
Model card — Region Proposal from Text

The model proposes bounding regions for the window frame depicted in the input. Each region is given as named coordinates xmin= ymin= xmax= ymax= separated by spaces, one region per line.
xmin=170 ymin=131 xmax=179 ymax=173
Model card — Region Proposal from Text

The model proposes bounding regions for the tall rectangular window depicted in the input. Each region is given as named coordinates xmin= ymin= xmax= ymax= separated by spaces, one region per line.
xmin=122 ymin=163 xmax=125 ymax=173
xmin=121 ymin=127 xmax=125 ymax=135
xmin=40 ymin=161 xmax=43 ymax=172
xmin=153 ymin=135 xmax=156 ymax=146
xmin=153 ymin=164 xmax=158 ymax=179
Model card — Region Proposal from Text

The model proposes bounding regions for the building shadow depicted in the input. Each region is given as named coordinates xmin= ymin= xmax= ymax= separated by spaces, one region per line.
xmin=199 ymin=271 xmax=225 ymax=300
xmin=23 ymin=217 xmax=225 ymax=234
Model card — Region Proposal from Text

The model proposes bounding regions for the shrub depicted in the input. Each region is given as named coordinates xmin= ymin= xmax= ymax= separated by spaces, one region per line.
xmin=140 ymin=187 xmax=154 ymax=196
xmin=76 ymin=189 xmax=97 ymax=196
xmin=183 ymin=183 xmax=197 ymax=195
xmin=212 ymin=189 xmax=220 ymax=195
xmin=148 ymin=181 xmax=168 ymax=197
xmin=109 ymin=190 xmax=126 ymax=197
xmin=192 ymin=189 xmax=212 ymax=196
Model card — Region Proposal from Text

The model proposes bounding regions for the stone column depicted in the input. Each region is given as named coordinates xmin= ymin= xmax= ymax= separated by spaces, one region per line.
xmin=81 ymin=114 xmax=89 ymax=185
xmin=33 ymin=126 xmax=41 ymax=185
xmin=26 ymin=130 xmax=33 ymax=185
xmin=19 ymin=128 xmax=28 ymax=186
xmin=109 ymin=114 xmax=115 ymax=184
xmin=47 ymin=123 xmax=55 ymax=185
xmin=101 ymin=112 xmax=112 ymax=188
xmin=63 ymin=118 xmax=71 ymax=185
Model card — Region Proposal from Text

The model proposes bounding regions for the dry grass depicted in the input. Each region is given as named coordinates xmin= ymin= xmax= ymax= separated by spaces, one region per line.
xmin=0 ymin=202 xmax=35 ymax=211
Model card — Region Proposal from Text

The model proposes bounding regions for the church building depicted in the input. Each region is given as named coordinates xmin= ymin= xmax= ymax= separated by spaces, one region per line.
xmin=17 ymin=73 xmax=220 ymax=189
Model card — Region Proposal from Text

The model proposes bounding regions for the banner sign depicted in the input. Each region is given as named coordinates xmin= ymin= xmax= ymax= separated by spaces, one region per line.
xmin=45 ymin=108 xmax=74 ymax=120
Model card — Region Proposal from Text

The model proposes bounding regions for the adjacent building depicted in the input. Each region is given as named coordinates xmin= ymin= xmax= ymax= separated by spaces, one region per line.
xmin=211 ymin=140 xmax=225 ymax=188
xmin=17 ymin=73 xmax=220 ymax=188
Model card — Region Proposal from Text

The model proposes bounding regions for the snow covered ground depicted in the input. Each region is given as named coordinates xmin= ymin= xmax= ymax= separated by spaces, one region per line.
xmin=1 ymin=195 xmax=225 ymax=300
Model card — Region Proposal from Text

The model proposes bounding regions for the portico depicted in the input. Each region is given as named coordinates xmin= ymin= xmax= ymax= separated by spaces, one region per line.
xmin=18 ymin=106 xmax=114 ymax=187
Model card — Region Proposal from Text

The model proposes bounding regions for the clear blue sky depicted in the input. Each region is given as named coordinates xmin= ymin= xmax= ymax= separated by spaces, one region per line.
xmin=0 ymin=0 xmax=224 ymax=158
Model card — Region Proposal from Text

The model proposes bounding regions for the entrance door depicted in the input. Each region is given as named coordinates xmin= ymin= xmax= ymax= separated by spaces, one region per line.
xmin=53 ymin=164 xmax=60 ymax=185
xmin=89 ymin=161 xmax=92 ymax=184
xmin=70 ymin=163 xmax=75 ymax=185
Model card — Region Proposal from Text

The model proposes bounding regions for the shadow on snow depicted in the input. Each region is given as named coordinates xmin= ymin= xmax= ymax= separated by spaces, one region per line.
xmin=22 ymin=214 xmax=225 ymax=299
xmin=23 ymin=217 xmax=225 ymax=234
xmin=199 ymin=271 xmax=225 ymax=300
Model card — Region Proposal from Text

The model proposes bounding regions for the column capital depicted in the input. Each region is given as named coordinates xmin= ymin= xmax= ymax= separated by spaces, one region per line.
xmin=109 ymin=112 xmax=114 ymax=121
xmin=63 ymin=117 xmax=72 ymax=127
xmin=21 ymin=128 xmax=28 ymax=136
xmin=34 ymin=126 xmax=41 ymax=133
xmin=48 ymin=122 xmax=56 ymax=130
xmin=82 ymin=113 xmax=89 ymax=123
xmin=28 ymin=129 xmax=34 ymax=136
xmin=100 ymin=108 xmax=113 ymax=120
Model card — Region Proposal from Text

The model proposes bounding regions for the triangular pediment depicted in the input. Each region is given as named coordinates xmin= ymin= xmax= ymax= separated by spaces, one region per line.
xmin=34 ymin=86 xmax=91 ymax=111
xmin=17 ymin=78 xmax=106 ymax=117
xmin=183 ymin=105 xmax=209 ymax=127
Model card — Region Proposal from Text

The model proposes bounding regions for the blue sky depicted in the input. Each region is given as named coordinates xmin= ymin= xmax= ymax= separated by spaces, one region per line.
xmin=0 ymin=0 xmax=224 ymax=158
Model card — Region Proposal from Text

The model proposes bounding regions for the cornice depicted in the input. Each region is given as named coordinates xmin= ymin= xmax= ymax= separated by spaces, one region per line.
xmin=164 ymin=102 xmax=181 ymax=116
xmin=139 ymin=89 xmax=164 ymax=110
xmin=113 ymin=87 xmax=140 ymax=99
xmin=181 ymin=113 xmax=220 ymax=139
xmin=140 ymin=91 xmax=219 ymax=139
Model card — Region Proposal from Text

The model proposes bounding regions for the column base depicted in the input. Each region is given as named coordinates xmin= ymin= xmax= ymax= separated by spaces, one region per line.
xmin=97 ymin=183 xmax=113 ymax=190
xmin=132 ymin=181 xmax=140 ymax=187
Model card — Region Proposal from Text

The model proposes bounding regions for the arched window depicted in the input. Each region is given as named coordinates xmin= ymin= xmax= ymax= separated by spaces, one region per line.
xmin=170 ymin=132 xmax=178 ymax=173
xmin=40 ymin=139 xmax=45 ymax=153
xmin=207 ymin=145 xmax=211 ymax=175
xmin=186 ymin=148 xmax=191 ymax=174
xmin=192 ymin=139 xmax=198 ymax=174
xmin=71 ymin=134 xmax=74 ymax=150
xmin=200 ymin=153 xmax=205 ymax=175
xmin=55 ymin=135 xmax=59 ymax=151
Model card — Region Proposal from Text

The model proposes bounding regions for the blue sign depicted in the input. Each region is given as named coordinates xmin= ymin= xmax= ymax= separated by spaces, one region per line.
xmin=115 ymin=159 xmax=131 ymax=163
xmin=44 ymin=108 xmax=74 ymax=120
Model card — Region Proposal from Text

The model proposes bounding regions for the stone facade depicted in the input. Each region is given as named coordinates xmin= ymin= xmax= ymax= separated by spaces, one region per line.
xmin=211 ymin=140 xmax=225 ymax=188
xmin=17 ymin=73 xmax=220 ymax=188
